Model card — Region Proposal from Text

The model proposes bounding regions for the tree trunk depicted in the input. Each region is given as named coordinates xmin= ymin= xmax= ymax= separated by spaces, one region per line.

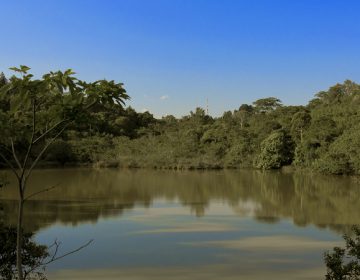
xmin=16 ymin=183 xmax=24 ymax=280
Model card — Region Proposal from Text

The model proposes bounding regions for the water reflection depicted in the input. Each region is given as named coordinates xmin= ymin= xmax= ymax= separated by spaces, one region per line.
xmin=48 ymin=265 xmax=328 ymax=280
xmin=0 ymin=169 xmax=359 ymax=233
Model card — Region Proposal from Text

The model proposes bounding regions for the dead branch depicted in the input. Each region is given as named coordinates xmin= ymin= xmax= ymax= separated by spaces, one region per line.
xmin=24 ymin=183 xmax=61 ymax=201
xmin=24 ymin=239 xmax=94 ymax=278
xmin=32 ymin=119 xmax=70 ymax=145
xmin=11 ymin=138 xmax=22 ymax=170
xmin=25 ymin=123 xmax=69 ymax=184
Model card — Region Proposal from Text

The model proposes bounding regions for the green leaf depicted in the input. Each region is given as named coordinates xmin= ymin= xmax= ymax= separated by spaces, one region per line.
xmin=65 ymin=69 xmax=75 ymax=76
xmin=9 ymin=67 xmax=21 ymax=72
xmin=20 ymin=65 xmax=31 ymax=72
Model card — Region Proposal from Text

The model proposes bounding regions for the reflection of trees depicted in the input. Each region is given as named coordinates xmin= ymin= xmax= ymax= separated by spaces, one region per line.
xmin=0 ymin=200 xmax=134 ymax=232
xmin=232 ymin=171 xmax=360 ymax=234
xmin=1 ymin=169 xmax=360 ymax=234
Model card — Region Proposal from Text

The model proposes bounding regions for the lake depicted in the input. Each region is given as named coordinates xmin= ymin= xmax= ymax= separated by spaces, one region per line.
xmin=1 ymin=168 xmax=359 ymax=279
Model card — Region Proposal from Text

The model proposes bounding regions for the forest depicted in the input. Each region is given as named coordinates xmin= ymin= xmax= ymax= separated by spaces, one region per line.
xmin=1 ymin=71 xmax=360 ymax=175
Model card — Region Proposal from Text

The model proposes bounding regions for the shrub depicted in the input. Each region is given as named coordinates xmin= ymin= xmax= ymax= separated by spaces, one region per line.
xmin=256 ymin=130 xmax=294 ymax=169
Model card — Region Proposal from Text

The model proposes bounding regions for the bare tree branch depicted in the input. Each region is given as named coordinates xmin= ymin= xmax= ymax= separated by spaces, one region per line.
xmin=48 ymin=240 xmax=61 ymax=262
xmin=47 ymin=239 xmax=59 ymax=250
xmin=11 ymin=138 xmax=22 ymax=170
xmin=24 ymin=183 xmax=61 ymax=201
xmin=32 ymin=119 xmax=69 ymax=145
xmin=25 ymin=124 xmax=69 ymax=183
xmin=24 ymin=239 xmax=94 ymax=277
xmin=21 ymin=101 xmax=36 ymax=177
xmin=44 ymin=239 xmax=93 ymax=265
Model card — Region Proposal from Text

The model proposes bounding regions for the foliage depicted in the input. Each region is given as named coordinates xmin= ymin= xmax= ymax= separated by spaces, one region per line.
xmin=324 ymin=226 xmax=360 ymax=280
xmin=70 ymin=135 xmax=118 ymax=165
xmin=0 ymin=223 xmax=48 ymax=280
xmin=252 ymin=97 xmax=282 ymax=113
xmin=256 ymin=130 xmax=294 ymax=169
xmin=315 ymin=128 xmax=360 ymax=175
xmin=290 ymin=111 xmax=311 ymax=143
xmin=44 ymin=139 xmax=75 ymax=166
xmin=1 ymin=70 xmax=360 ymax=174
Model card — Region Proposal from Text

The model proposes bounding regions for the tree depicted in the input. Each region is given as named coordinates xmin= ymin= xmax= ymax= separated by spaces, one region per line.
xmin=290 ymin=111 xmax=311 ymax=143
xmin=189 ymin=107 xmax=212 ymax=125
xmin=324 ymin=226 xmax=360 ymax=279
xmin=256 ymin=130 xmax=294 ymax=169
xmin=253 ymin=97 xmax=282 ymax=114
xmin=234 ymin=104 xmax=254 ymax=128
xmin=0 ymin=72 xmax=7 ymax=87
xmin=224 ymin=130 xmax=254 ymax=168
xmin=315 ymin=128 xmax=360 ymax=175
xmin=0 ymin=66 xmax=129 ymax=280
xmin=307 ymin=117 xmax=339 ymax=146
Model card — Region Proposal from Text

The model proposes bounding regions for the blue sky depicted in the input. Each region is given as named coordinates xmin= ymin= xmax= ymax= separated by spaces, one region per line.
xmin=1 ymin=0 xmax=359 ymax=117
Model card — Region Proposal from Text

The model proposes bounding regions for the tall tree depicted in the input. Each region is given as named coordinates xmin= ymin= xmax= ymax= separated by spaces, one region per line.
xmin=290 ymin=111 xmax=311 ymax=143
xmin=235 ymin=104 xmax=254 ymax=128
xmin=253 ymin=97 xmax=282 ymax=113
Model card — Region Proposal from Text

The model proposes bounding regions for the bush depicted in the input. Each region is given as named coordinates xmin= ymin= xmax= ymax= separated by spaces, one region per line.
xmin=45 ymin=139 xmax=75 ymax=166
xmin=316 ymin=128 xmax=360 ymax=175
xmin=70 ymin=135 xmax=116 ymax=164
xmin=315 ymin=153 xmax=353 ymax=175
xmin=324 ymin=226 xmax=360 ymax=279
xmin=256 ymin=130 xmax=294 ymax=169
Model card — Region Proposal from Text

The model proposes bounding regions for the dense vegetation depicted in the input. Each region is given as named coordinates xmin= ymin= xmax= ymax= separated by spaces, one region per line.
xmin=1 ymin=72 xmax=360 ymax=175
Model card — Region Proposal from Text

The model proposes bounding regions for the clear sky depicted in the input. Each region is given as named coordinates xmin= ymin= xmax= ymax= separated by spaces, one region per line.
xmin=1 ymin=0 xmax=359 ymax=117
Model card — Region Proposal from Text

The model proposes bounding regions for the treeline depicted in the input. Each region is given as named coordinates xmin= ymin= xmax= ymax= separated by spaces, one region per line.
xmin=1 ymin=72 xmax=360 ymax=175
